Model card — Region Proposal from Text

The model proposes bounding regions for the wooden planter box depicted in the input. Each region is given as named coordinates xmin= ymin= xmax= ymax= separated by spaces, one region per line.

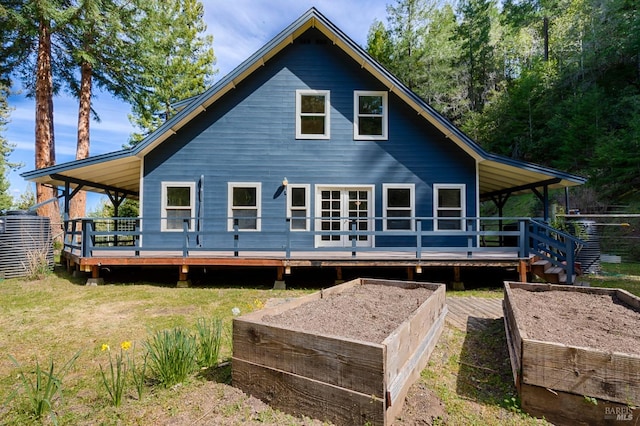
xmin=503 ymin=282 xmax=640 ymax=425
xmin=232 ymin=278 xmax=447 ymax=426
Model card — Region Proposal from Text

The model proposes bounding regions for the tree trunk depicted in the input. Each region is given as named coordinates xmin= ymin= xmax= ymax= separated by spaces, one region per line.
xmin=69 ymin=60 xmax=92 ymax=219
xmin=35 ymin=18 xmax=60 ymax=227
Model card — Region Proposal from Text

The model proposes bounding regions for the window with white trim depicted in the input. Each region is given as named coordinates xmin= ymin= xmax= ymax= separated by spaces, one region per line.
xmin=383 ymin=184 xmax=414 ymax=231
xmin=354 ymin=91 xmax=388 ymax=140
xmin=162 ymin=182 xmax=195 ymax=231
xmin=296 ymin=90 xmax=330 ymax=139
xmin=434 ymin=184 xmax=466 ymax=231
xmin=228 ymin=183 xmax=262 ymax=231
xmin=287 ymin=184 xmax=310 ymax=231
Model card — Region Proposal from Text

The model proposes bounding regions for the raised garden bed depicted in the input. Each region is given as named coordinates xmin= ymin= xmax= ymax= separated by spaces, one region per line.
xmin=232 ymin=278 xmax=447 ymax=425
xmin=503 ymin=281 xmax=640 ymax=425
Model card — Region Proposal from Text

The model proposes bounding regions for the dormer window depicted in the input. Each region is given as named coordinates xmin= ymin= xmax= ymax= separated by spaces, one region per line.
xmin=354 ymin=91 xmax=388 ymax=140
xmin=296 ymin=90 xmax=330 ymax=139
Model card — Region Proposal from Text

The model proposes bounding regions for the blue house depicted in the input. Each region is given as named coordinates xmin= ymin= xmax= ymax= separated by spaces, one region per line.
xmin=22 ymin=8 xmax=586 ymax=286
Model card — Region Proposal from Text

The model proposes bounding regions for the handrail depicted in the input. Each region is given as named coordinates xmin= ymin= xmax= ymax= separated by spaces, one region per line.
xmin=63 ymin=216 xmax=586 ymax=283
xmin=63 ymin=216 xmax=530 ymax=260
xmin=528 ymin=219 xmax=586 ymax=284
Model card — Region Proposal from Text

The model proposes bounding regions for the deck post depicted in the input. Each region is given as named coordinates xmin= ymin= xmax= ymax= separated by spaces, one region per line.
xmin=519 ymin=219 xmax=529 ymax=257
xmin=234 ymin=223 xmax=239 ymax=257
xmin=177 ymin=265 xmax=190 ymax=288
xmin=407 ymin=267 xmax=414 ymax=281
xmin=565 ymin=237 xmax=575 ymax=284
xmin=452 ymin=266 xmax=464 ymax=290
xmin=85 ymin=265 xmax=104 ymax=286
xmin=416 ymin=220 xmax=422 ymax=258
xmin=82 ymin=220 xmax=93 ymax=258
xmin=273 ymin=266 xmax=286 ymax=289
xmin=335 ymin=266 xmax=344 ymax=284
xmin=285 ymin=218 xmax=291 ymax=259
xmin=518 ymin=259 xmax=528 ymax=283
xmin=350 ymin=220 xmax=357 ymax=258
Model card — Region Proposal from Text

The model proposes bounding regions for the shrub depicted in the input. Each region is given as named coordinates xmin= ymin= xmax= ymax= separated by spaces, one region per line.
xmin=8 ymin=351 xmax=80 ymax=424
xmin=145 ymin=327 xmax=197 ymax=387
xmin=195 ymin=317 xmax=223 ymax=368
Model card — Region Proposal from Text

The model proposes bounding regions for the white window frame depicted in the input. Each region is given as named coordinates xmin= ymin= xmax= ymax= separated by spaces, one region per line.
xmin=227 ymin=182 xmax=262 ymax=231
xmin=433 ymin=184 xmax=466 ymax=231
xmin=161 ymin=182 xmax=196 ymax=232
xmin=354 ymin=90 xmax=388 ymax=140
xmin=382 ymin=183 xmax=415 ymax=231
xmin=296 ymin=89 xmax=330 ymax=139
xmin=287 ymin=184 xmax=310 ymax=231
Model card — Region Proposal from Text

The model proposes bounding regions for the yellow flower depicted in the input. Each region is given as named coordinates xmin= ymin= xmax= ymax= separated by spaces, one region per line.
xmin=120 ymin=341 xmax=132 ymax=351
xmin=101 ymin=343 xmax=110 ymax=352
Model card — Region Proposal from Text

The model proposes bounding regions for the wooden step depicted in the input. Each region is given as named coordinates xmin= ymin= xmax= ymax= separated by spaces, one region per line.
xmin=531 ymin=260 xmax=551 ymax=277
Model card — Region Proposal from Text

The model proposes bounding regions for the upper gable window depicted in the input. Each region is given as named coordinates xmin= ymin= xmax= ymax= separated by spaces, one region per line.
xmin=296 ymin=90 xmax=330 ymax=139
xmin=354 ymin=91 xmax=388 ymax=140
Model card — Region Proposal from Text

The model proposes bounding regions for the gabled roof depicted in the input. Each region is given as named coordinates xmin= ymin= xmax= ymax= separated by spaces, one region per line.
xmin=21 ymin=7 xmax=586 ymax=199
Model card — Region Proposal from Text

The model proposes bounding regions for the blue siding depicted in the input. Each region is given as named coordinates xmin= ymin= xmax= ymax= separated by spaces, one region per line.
xmin=142 ymin=28 xmax=476 ymax=249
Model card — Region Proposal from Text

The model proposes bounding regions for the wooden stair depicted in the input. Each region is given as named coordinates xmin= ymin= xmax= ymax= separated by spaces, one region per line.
xmin=530 ymin=259 xmax=577 ymax=284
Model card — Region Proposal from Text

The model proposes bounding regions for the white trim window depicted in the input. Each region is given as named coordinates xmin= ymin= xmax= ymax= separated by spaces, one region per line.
xmin=296 ymin=89 xmax=330 ymax=139
xmin=161 ymin=182 xmax=195 ymax=232
xmin=434 ymin=184 xmax=466 ymax=231
xmin=354 ymin=90 xmax=388 ymax=140
xmin=287 ymin=184 xmax=310 ymax=231
xmin=228 ymin=183 xmax=262 ymax=231
xmin=383 ymin=184 xmax=415 ymax=231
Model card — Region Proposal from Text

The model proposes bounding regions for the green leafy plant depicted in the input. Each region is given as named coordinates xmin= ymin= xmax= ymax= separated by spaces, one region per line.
xmin=145 ymin=327 xmax=197 ymax=387
xmin=503 ymin=396 xmax=523 ymax=414
xmin=8 ymin=351 xmax=80 ymax=424
xmin=128 ymin=343 xmax=148 ymax=401
xmin=195 ymin=317 xmax=223 ymax=368
xmin=583 ymin=395 xmax=598 ymax=405
xmin=99 ymin=342 xmax=130 ymax=407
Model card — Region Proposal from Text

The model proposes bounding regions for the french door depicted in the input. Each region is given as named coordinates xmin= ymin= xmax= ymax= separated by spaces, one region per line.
xmin=315 ymin=186 xmax=373 ymax=248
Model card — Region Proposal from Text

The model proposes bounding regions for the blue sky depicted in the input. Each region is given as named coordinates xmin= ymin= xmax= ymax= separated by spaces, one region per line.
xmin=5 ymin=0 xmax=388 ymax=211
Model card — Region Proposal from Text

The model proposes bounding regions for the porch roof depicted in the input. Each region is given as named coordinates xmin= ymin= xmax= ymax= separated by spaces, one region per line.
xmin=20 ymin=7 xmax=586 ymax=200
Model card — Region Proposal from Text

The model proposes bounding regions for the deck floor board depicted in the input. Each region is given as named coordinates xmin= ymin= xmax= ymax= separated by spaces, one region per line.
xmin=446 ymin=296 xmax=504 ymax=332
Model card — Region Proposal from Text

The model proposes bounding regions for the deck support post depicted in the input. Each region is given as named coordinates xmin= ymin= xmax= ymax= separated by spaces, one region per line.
xmin=518 ymin=259 xmax=529 ymax=283
xmin=177 ymin=265 xmax=190 ymax=288
xmin=407 ymin=267 xmax=414 ymax=281
xmin=452 ymin=266 xmax=464 ymax=290
xmin=273 ymin=266 xmax=286 ymax=289
xmin=334 ymin=266 xmax=344 ymax=285
xmin=86 ymin=265 xmax=104 ymax=286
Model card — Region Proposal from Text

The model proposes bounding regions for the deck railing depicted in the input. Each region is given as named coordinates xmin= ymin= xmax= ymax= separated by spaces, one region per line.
xmin=65 ymin=216 xmax=565 ymax=255
xmin=62 ymin=215 xmax=584 ymax=283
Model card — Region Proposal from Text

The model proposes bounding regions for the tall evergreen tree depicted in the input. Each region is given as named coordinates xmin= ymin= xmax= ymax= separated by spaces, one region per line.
xmin=0 ymin=85 xmax=15 ymax=210
xmin=128 ymin=0 xmax=216 ymax=144
xmin=0 ymin=0 xmax=73 ymax=223
xmin=456 ymin=0 xmax=500 ymax=114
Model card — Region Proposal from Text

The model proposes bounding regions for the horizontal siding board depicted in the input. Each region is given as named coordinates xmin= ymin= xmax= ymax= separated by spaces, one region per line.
xmin=142 ymin=28 xmax=476 ymax=249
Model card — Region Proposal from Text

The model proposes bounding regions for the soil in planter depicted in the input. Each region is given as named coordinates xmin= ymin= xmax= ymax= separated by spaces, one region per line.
xmin=262 ymin=283 xmax=433 ymax=343
xmin=509 ymin=289 xmax=640 ymax=356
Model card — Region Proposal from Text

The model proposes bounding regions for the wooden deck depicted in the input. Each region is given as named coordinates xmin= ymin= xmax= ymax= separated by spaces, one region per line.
xmin=446 ymin=296 xmax=504 ymax=332
xmin=63 ymin=248 xmax=531 ymax=284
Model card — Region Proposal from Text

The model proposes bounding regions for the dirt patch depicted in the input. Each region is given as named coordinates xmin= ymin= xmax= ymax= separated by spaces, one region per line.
xmin=262 ymin=283 xmax=433 ymax=343
xmin=509 ymin=289 xmax=640 ymax=355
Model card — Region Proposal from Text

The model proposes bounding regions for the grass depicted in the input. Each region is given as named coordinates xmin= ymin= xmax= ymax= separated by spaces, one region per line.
xmin=421 ymin=323 xmax=547 ymax=425
xmin=1 ymin=264 xmax=639 ymax=424
xmin=583 ymin=262 xmax=640 ymax=296
xmin=0 ymin=269 xmax=314 ymax=425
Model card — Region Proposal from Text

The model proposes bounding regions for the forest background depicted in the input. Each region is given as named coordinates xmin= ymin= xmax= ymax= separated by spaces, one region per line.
xmin=0 ymin=0 xmax=638 ymax=217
